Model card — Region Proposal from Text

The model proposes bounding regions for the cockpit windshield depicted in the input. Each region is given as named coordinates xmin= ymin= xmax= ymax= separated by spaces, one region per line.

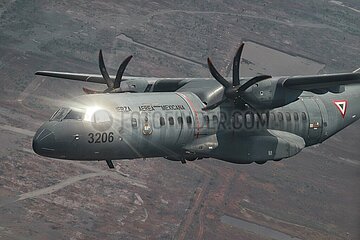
xmin=50 ymin=108 xmax=69 ymax=121
xmin=64 ymin=109 xmax=85 ymax=120
xmin=50 ymin=107 xmax=84 ymax=121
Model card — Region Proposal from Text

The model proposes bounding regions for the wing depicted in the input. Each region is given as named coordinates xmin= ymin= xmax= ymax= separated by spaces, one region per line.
xmin=283 ymin=72 xmax=360 ymax=90
xmin=35 ymin=71 xmax=207 ymax=84
xmin=35 ymin=71 xmax=160 ymax=84
xmin=36 ymin=70 xmax=360 ymax=93
xmin=35 ymin=71 xmax=209 ymax=93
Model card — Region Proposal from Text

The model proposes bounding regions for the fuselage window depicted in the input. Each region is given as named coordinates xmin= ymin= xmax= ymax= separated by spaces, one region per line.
xmin=285 ymin=112 xmax=291 ymax=121
xmin=246 ymin=113 xmax=253 ymax=124
xmin=186 ymin=116 xmax=192 ymax=125
xmin=64 ymin=110 xmax=84 ymax=120
xmin=254 ymin=113 xmax=259 ymax=123
xmin=270 ymin=112 xmax=275 ymax=121
xmin=160 ymin=117 xmax=165 ymax=126
xmin=131 ymin=118 xmax=138 ymax=128
xmin=294 ymin=112 xmax=299 ymax=121
xmin=204 ymin=115 xmax=210 ymax=127
xmin=236 ymin=114 xmax=243 ymax=125
xmin=169 ymin=117 xmax=174 ymax=126
xmin=213 ymin=115 xmax=219 ymax=125
xmin=178 ymin=117 xmax=183 ymax=125
xmin=220 ymin=112 xmax=226 ymax=123
xmin=261 ymin=113 xmax=267 ymax=122
xmin=302 ymin=112 xmax=307 ymax=121
xmin=277 ymin=112 xmax=284 ymax=121
xmin=232 ymin=113 xmax=242 ymax=128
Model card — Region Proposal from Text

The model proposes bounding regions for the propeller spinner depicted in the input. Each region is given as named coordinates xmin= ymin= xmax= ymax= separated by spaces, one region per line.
xmin=83 ymin=50 xmax=133 ymax=94
xmin=203 ymin=43 xmax=272 ymax=111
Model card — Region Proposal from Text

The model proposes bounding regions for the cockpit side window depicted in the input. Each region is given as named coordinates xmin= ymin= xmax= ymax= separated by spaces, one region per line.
xmin=50 ymin=108 xmax=70 ymax=121
xmin=64 ymin=110 xmax=84 ymax=121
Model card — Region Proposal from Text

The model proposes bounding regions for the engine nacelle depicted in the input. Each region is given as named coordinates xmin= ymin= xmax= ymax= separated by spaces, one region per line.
xmin=242 ymin=77 xmax=302 ymax=109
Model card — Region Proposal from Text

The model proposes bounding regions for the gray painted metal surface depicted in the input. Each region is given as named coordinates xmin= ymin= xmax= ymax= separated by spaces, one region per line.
xmin=32 ymin=46 xmax=360 ymax=167
xmin=32 ymin=79 xmax=360 ymax=166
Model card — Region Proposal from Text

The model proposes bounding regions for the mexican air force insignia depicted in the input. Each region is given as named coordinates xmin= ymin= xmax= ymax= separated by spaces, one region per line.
xmin=333 ymin=100 xmax=348 ymax=118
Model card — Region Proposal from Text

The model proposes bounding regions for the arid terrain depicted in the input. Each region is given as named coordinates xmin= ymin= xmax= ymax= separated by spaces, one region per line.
xmin=0 ymin=0 xmax=359 ymax=239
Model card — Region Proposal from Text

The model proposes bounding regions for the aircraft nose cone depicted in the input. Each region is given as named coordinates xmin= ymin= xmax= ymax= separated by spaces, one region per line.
xmin=32 ymin=127 xmax=56 ymax=156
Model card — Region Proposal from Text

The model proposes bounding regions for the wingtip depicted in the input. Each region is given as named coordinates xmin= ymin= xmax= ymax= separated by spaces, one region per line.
xmin=34 ymin=71 xmax=49 ymax=76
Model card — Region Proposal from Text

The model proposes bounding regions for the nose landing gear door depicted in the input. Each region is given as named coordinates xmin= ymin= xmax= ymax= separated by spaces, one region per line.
xmin=302 ymin=97 xmax=323 ymax=145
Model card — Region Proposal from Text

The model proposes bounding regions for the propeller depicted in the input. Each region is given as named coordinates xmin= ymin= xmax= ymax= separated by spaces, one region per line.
xmin=82 ymin=50 xmax=133 ymax=94
xmin=202 ymin=43 xmax=272 ymax=111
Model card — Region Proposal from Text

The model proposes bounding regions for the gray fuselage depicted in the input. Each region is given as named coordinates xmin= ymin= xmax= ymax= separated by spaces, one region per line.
xmin=32 ymin=84 xmax=360 ymax=164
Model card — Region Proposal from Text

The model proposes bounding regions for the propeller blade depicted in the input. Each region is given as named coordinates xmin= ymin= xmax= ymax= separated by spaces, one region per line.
xmin=205 ymin=43 xmax=272 ymax=112
xmin=207 ymin=58 xmax=231 ymax=88
xmin=238 ymin=75 xmax=272 ymax=92
xmin=234 ymin=95 xmax=262 ymax=119
xmin=103 ymin=87 xmax=114 ymax=93
xmin=202 ymin=98 xmax=227 ymax=111
xmin=232 ymin=43 xmax=244 ymax=87
xmin=82 ymin=87 xmax=103 ymax=94
xmin=98 ymin=50 xmax=113 ymax=88
xmin=114 ymin=55 xmax=133 ymax=89
xmin=243 ymin=100 xmax=263 ymax=120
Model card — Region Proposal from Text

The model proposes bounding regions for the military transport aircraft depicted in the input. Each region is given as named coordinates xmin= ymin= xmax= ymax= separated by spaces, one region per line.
xmin=32 ymin=43 xmax=360 ymax=168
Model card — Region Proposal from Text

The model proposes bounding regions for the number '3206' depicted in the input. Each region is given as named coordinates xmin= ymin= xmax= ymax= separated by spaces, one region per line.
xmin=88 ymin=132 xmax=114 ymax=143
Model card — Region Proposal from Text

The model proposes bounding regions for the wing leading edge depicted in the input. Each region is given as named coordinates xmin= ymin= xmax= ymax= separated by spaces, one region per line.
xmin=36 ymin=71 xmax=360 ymax=92
xmin=35 ymin=71 xmax=105 ymax=84
xmin=282 ymin=72 xmax=360 ymax=90
xmin=35 ymin=71 xmax=202 ymax=84
xmin=34 ymin=71 xmax=154 ymax=84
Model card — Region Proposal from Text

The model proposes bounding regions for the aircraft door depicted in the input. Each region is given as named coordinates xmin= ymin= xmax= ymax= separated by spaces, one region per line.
xmin=302 ymin=97 xmax=323 ymax=145
xmin=139 ymin=112 xmax=153 ymax=155
xmin=127 ymin=112 xmax=150 ymax=158
xmin=162 ymin=113 xmax=181 ymax=146
xmin=174 ymin=111 xmax=194 ymax=145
